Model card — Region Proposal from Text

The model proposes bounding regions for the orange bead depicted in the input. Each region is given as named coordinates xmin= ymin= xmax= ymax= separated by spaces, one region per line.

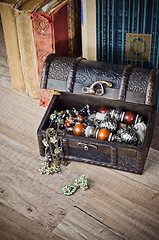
xmin=76 ymin=114 xmax=84 ymax=123
xmin=74 ymin=123 xmax=84 ymax=136
xmin=97 ymin=128 xmax=110 ymax=140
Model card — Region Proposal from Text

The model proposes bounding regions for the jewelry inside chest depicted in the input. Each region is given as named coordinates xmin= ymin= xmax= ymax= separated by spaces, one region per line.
xmin=38 ymin=92 xmax=156 ymax=174
xmin=37 ymin=54 xmax=158 ymax=174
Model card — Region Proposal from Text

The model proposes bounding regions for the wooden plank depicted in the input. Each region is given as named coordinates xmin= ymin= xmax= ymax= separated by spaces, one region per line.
xmin=53 ymin=206 xmax=123 ymax=240
xmin=119 ymin=148 xmax=159 ymax=190
xmin=61 ymin=151 xmax=159 ymax=240
xmin=54 ymin=177 xmax=159 ymax=240
xmin=0 ymin=80 xmax=46 ymax=152
xmin=0 ymin=17 xmax=45 ymax=151
xmin=151 ymin=112 xmax=159 ymax=151
xmin=76 ymin=194 xmax=159 ymax=240
xmin=0 ymin=16 xmax=12 ymax=90
xmin=0 ymin=133 xmax=85 ymax=236
xmin=0 ymin=202 xmax=64 ymax=240
xmin=73 ymin=189 xmax=159 ymax=240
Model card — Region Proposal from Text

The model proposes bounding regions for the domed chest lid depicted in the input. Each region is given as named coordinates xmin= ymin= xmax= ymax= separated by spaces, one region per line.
xmin=41 ymin=54 xmax=158 ymax=106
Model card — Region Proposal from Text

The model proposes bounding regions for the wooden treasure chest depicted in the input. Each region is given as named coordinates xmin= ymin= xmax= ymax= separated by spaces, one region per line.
xmin=37 ymin=54 xmax=158 ymax=174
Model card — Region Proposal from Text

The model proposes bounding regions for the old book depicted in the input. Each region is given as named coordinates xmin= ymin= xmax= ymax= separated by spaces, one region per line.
xmin=81 ymin=0 xmax=96 ymax=61
xmin=14 ymin=0 xmax=46 ymax=99
xmin=1 ymin=0 xmax=81 ymax=103
xmin=67 ymin=0 xmax=82 ymax=57
xmin=42 ymin=0 xmax=81 ymax=58
xmin=96 ymin=0 xmax=159 ymax=69
xmin=43 ymin=0 xmax=68 ymax=14
xmin=41 ymin=0 xmax=70 ymax=57
xmin=0 ymin=1 xmax=26 ymax=93
xmin=14 ymin=10 xmax=40 ymax=98
xmin=52 ymin=3 xmax=69 ymax=57
xmin=31 ymin=0 xmax=81 ymax=107
xmin=17 ymin=0 xmax=67 ymax=103
xmin=30 ymin=12 xmax=54 ymax=107
xmin=31 ymin=1 xmax=69 ymax=106
xmin=0 ymin=0 xmax=45 ymax=98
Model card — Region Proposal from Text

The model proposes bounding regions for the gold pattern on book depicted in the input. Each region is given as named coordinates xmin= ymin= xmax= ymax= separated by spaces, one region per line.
xmin=125 ymin=33 xmax=152 ymax=61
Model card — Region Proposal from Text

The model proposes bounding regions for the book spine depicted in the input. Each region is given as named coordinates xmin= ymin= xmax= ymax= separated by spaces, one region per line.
xmin=0 ymin=4 xmax=26 ymax=93
xmin=52 ymin=3 xmax=69 ymax=57
xmin=67 ymin=0 xmax=82 ymax=57
xmin=81 ymin=0 xmax=96 ymax=61
xmin=30 ymin=12 xmax=54 ymax=106
xmin=31 ymin=12 xmax=54 ymax=79
xmin=15 ymin=10 xmax=40 ymax=98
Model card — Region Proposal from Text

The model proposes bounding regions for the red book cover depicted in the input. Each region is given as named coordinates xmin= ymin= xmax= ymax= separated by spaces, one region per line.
xmin=31 ymin=12 xmax=53 ymax=107
xmin=52 ymin=4 xmax=69 ymax=57
xmin=31 ymin=4 xmax=69 ymax=107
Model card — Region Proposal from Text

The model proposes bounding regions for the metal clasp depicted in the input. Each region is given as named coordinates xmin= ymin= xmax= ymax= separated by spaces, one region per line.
xmin=82 ymin=80 xmax=112 ymax=96
xmin=78 ymin=142 xmax=98 ymax=151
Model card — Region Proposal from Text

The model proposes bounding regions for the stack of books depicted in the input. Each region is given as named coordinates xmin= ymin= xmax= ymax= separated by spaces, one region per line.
xmin=0 ymin=0 xmax=81 ymax=106
xmin=81 ymin=0 xmax=159 ymax=70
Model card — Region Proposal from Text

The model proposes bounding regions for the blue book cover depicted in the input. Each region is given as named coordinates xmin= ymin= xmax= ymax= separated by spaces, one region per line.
xmin=96 ymin=0 xmax=159 ymax=69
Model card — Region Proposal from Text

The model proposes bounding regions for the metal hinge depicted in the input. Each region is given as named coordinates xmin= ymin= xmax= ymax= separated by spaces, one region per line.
xmin=49 ymin=90 xmax=61 ymax=95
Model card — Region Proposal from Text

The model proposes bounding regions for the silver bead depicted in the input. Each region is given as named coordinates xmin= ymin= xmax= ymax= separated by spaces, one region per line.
xmin=114 ymin=107 xmax=123 ymax=122
xmin=120 ymin=129 xmax=138 ymax=145
xmin=111 ymin=134 xmax=122 ymax=142
xmin=134 ymin=122 xmax=147 ymax=143
xmin=100 ymin=117 xmax=118 ymax=132
xmin=95 ymin=112 xmax=107 ymax=121
xmin=85 ymin=126 xmax=96 ymax=138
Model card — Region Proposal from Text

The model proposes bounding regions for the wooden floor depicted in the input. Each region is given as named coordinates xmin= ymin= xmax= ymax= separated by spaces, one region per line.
xmin=0 ymin=19 xmax=159 ymax=240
